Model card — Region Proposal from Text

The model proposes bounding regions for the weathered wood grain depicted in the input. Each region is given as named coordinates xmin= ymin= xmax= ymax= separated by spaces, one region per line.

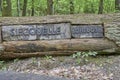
xmin=72 ymin=25 xmax=104 ymax=38
xmin=0 ymin=27 xmax=2 ymax=43
xmin=2 ymin=39 xmax=117 ymax=53
xmin=2 ymin=25 xmax=37 ymax=41
xmin=2 ymin=23 xmax=71 ymax=41
xmin=0 ymin=51 xmax=75 ymax=59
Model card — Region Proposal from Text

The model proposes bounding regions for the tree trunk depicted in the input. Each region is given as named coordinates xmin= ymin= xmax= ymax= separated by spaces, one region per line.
xmin=31 ymin=0 xmax=34 ymax=16
xmin=84 ymin=0 xmax=89 ymax=13
xmin=2 ymin=0 xmax=12 ymax=16
xmin=115 ymin=0 xmax=120 ymax=11
xmin=0 ymin=0 xmax=2 ymax=12
xmin=47 ymin=0 xmax=53 ymax=15
xmin=22 ymin=0 xmax=27 ymax=16
xmin=98 ymin=0 xmax=104 ymax=14
xmin=17 ymin=0 xmax=20 ymax=16
xmin=70 ymin=0 xmax=74 ymax=14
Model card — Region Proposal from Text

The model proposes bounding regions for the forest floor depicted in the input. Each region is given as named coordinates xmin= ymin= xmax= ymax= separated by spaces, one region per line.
xmin=0 ymin=54 xmax=120 ymax=80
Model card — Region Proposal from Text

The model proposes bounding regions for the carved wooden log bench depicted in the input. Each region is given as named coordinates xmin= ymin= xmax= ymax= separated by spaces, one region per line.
xmin=0 ymin=14 xmax=120 ymax=59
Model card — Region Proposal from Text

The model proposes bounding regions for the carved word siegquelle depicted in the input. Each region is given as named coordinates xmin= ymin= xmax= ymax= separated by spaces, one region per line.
xmin=10 ymin=26 xmax=61 ymax=36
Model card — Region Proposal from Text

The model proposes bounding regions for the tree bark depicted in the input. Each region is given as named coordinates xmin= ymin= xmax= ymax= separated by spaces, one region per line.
xmin=0 ymin=51 xmax=75 ymax=59
xmin=0 ymin=39 xmax=118 ymax=59
xmin=2 ymin=39 xmax=116 ymax=53
xmin=47 ymin=0 xmax=53 ymax=15
xmin=17 ymin=0 xmax=20 ymax=16
xmin=70 ymin=0 xmax=74 ymax=14
xmin=31 ymin=0 xmax=34 ymax=16
xmin=98 ymin=0 xmax=104 ymax=14
xmin=115 ymin=0 xmax=120 ymax=11
xmin=2 ymin=0 xmax=12 ymax=16
xmin=22 ymin=0 xmax=27 ymax=16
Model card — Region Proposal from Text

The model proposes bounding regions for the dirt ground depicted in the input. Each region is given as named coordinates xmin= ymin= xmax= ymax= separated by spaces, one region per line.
xmin=0 ymin=55 xmax=120 ymax=80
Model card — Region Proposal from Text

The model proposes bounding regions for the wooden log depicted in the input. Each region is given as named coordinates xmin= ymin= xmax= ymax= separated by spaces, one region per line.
xmin=0 ymin=51 xmax=75 ymax=59
xmin=0 ymin=50 xmax=120 ymax=60
xmin=0 ymin=39 xmax=119 ymax=59
xmin=2 ymin=39 xmax=117 ymax=53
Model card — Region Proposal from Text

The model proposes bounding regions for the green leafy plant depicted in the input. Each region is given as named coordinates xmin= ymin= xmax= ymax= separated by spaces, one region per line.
xmin=44 ymin=55 xmax=53 ymax=60
xmin=13 ymin=58 xmax=19 ymax=63
xmin=31 ymin=57 xmax=37 ymax=64
xmin=72 ymin=51 xmax=98 ymax=64
xmin=0 ymin=61 xmax=7 ymax=70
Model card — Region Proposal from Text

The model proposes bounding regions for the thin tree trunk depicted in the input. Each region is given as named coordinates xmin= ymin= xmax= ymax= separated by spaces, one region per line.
xmin=2 ymin=0 xmax=12 ymax=16
xmin=22 ymin=0 xmax=27 ymax=16
xmin=0 ymin=0 xmax=2 ymax=12
xmin=84 ymin=0 xmax=89 ymax=13
xmin=70 ymin=0 xmax=74 ymax=14
xmin=115 ymin=0 xmax=120 ymax=11
xmin=17 ymin=0 xmax=20 ymax=16
xmin=98 ymin=0 xmax=104 ymax=14
xmin=47 ymin=0 xmax=53 ymax=15
xmin=54 ymin=0 xmax=60 ymax=14
xmin=31 ymin=0 xmax=34 ymax=16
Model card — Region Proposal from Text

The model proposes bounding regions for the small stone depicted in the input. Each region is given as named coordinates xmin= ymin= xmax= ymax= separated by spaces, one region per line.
xmin=116 ymin=42 xmax=120 ymax=45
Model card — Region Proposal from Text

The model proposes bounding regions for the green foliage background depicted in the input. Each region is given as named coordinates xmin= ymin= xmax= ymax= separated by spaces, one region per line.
xmin=0 ymin=0 xmax=116 ymax=16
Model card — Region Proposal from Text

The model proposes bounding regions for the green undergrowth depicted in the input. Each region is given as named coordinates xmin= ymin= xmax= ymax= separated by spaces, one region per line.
xmin=0 ymin=61 xmax=7 ymax=71
xmin=72 ymin=51 xmax=98 ymax=64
